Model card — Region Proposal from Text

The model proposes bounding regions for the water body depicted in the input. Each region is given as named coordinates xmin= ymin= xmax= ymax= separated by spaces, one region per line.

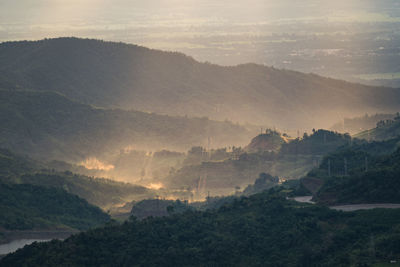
xmin=292 ymin=196 xmax=315 ymax=204
xmin=0 ymin=239 xmax=50 ymax=255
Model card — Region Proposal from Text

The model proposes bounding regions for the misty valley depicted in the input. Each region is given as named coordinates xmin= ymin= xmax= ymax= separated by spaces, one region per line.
xmin=1 ymin=25 xmax=400 ymax=267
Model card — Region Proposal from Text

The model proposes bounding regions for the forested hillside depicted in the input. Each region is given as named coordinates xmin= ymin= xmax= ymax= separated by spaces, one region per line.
xmin=162 ymin=129 xmax=356 ymax=197
xmin=314 ymin=148 xmax=400 ymax=205
xmin=300 ymin=136 xmax=400 ymax=204
xmin=0 ymin=148 xmax=155 ymax=209
xmin=0 ymin=89 xmax=251 ymax=161
xmin=330 ymin=113 xmax=396 ymax=134
xmin=355 ymin=113 xmax=400 ymax=141
xmin=2 ymin=190 xmax=400 ymax=266
xmin=0 ymin=183 xmax=110 ymax=231
xmin=2 ymin=2 xmax=400 ymax=266
xmin=1 ymin=38 xmax=399 ymax=128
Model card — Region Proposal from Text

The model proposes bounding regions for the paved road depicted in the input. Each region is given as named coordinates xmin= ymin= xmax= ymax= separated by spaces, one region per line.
xmin=330 ymin=204 xmax=400 ymax=211
xmin=292 ymin=196 xmax=400 ymax=211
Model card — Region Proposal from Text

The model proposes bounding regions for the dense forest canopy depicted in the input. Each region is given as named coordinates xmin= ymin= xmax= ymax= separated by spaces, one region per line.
xmin=0 ymin=183 xmax=110 ymax=231
xmin=2 ymin=190 xmax=400 ymax=266
xmin=299 ymin=136 xmax=400 ymax=205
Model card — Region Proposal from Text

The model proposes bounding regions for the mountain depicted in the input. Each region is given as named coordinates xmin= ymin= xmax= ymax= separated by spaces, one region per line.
xmin=355 ymin=113 xmax=400 ymax=141
xmin=0 ymin=148 xmax=38 ymax=178
xmin=0 ymin=89 xmax=252 ymax=162
xmin=0 ymin=148 xmax=154 ymax=209
xmin=245 ymin=130 xmax=286 ymax=153
xmin=0 ymin=183 xmax=110 ymax=232
xmin=315 ymin=148 xmax=400 ymax=205
xmin=1 ymin=37 xmax=400 ymax=129
xmin=3 ymin=190 xmax=400 ymax=266
xmin=330 ymin=113 xmax=397 ymax=134
xmin=130 ymin=199 xmax=192 ymax=220
xmin=279 ymin=129 xmax=354 ymax=156
xmin=299 ymin=136 xmax=400 ymax=204
xmin=161 ymin=130 xmax=358 ymax=198
xmin=241 ymin=172 xmax=279 ymax=196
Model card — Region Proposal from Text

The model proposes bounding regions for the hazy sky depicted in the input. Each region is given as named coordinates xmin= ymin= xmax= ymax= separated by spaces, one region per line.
xmin=1 ymin=1 xmax=399 ymax=38
xmin=1 ymin=0 xmax=400 ymax=67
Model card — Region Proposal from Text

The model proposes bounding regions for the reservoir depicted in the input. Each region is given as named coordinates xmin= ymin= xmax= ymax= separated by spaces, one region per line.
xmin=0 ymin=231 xmax=77 ymax=257
xmin=0 ymin=239 xmax=50 ymax=255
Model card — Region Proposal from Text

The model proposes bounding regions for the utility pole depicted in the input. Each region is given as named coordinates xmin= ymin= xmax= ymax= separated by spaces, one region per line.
xmin=207 ymin=136 xmax=211 ymax=160
xmin=344 ymin=158 xmax=348 ymax=176
xmin=197 ymin=176 xmax=202 ymax=195
xmin=202 ymin=172 xmax=207 ymax=197
xmin=365 ymin=156 xmax=368 ymax=172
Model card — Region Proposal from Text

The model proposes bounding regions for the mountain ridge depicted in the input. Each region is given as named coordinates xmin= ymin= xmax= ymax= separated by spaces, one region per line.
xmin=0 ymin=89 xmax=252 ymax=162
xmin=1 ymin=37 xmax=400 ymax=129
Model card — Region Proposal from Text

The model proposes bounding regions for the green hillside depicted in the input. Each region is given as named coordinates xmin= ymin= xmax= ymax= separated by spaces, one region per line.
xmin=2 ymin=190 xmax=400 ymax=266
xmin=0 ymin=148 xmax=154 ymax=209
xmin=245 ymin=130 xmax=286 ymax=153
xmin=0 ymin=148 xmax=39 ymax=178
xmin=0 ymin=89 xmax=251 ymax=162
xmin=314 ymin=148 xmax=400 ymax=205
xmin=130 ymin=199 xmax=192 ymax=220
xmin=1 ymin=38 xmax=399 ymax=129
xmin=0 ymin=183 xmax=110 ymax=231
xmin=279 ymin=129 xmax=354 ymax=156
xmin=300 ymin=136 xmax=400 ymax=204
xmin=355 ymin=114 xmax=400 ymax=141
xmin=330 ymin=113 xmax=396 ymax=134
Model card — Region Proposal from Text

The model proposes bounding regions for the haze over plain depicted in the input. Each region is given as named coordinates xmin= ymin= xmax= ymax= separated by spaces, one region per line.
xmin=1 ymin=0 xmax=400 ymax=86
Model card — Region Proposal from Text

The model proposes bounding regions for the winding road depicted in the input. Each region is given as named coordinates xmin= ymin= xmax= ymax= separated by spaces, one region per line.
xmin=292 ymin=196 xmax=400 ymax=211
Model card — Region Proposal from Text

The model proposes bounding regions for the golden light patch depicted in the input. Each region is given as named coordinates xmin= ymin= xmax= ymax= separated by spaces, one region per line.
xmin=147 ymin=183 xmax=164 ymax=190
xmin=79 ymin=157 xmax=115 ymax=171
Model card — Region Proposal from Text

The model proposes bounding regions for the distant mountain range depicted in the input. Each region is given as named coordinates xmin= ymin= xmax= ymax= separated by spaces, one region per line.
xmin=1 ymin=37 xmax=399 ymax=129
